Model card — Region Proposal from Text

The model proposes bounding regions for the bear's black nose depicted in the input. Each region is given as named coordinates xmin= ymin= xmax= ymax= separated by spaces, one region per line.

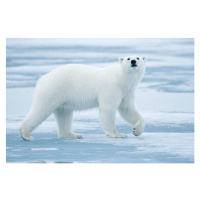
xmin=131 ymin=60 xmax=136 ymax=65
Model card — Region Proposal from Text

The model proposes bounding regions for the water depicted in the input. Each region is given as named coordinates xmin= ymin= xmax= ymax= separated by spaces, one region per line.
xmin=6 ymin=38 xmax=194 ymax=163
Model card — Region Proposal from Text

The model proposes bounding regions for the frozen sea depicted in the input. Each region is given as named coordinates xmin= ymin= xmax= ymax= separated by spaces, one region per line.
xmin=6 ymin=38 xmax=194 ymax=163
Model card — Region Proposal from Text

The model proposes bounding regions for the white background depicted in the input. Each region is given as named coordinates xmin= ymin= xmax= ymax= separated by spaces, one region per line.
xmin=0 ymin=0 xmax=200 ymax=200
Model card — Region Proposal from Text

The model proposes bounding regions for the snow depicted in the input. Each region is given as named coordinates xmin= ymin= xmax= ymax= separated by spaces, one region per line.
xmin=6 ymin=38 xmax=194 ymax=163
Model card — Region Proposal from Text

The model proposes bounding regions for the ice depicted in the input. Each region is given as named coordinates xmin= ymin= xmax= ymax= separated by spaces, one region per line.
xmin=6 ymin=113 xmax=194 ymax=163
xmin=6 ymin=38 xmax=194 ymax=163
xmin=29 ymin=148 xmax=59 ymax=151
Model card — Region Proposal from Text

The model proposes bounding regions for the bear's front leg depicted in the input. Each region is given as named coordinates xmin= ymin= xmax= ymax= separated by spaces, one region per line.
xmin=133 ymin=118 xmax=145 ymax=136
xmin=99 ymin=105 xmax=127 ymax=138
xmin=118 ymin=103 xmax=145 ymax=136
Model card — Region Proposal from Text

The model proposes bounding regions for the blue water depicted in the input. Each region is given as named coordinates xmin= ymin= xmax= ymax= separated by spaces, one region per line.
xmin=6 ymin=38 xmax=194 ymax=163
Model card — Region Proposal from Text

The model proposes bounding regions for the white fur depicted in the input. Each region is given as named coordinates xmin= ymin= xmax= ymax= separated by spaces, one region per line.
xmin=20 ymin=55 xmax=146 ymax=140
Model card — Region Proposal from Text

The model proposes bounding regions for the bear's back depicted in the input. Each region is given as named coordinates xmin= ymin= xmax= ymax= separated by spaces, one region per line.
xmin=36 ymin=64 xmax=104 ymax=110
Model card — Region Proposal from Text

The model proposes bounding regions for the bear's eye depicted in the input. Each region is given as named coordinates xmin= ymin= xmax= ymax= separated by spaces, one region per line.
xmin=127 ymin=58 xmax=130 ymax=60
xmin=137 ymin=57 xmax=139 ymax=60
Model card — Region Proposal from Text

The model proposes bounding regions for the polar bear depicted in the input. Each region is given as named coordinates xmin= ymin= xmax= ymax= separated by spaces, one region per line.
xmin=20 ymin=55 xmax=146 ymax=141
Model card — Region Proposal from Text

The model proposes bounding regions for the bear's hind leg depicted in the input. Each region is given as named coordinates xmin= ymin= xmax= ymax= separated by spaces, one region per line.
xmin=20 ymin=101 xmax=55 ymax=141
xmin=54 ymin=106 xmax=83 ymax=139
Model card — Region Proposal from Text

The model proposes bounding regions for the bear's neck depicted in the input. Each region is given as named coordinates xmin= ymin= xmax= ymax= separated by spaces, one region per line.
xmin=120 ymin=69 xmax=144 ymax=93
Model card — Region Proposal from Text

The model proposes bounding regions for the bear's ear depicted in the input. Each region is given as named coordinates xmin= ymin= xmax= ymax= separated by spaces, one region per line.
xmin=118 ymin=57 xmax=124 ymax=64
xmin=142 ymin=56 xmax=146 ymax=62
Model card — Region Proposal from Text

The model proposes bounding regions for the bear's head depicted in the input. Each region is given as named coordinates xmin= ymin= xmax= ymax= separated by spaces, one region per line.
xmin=118 ymin=56 xmax=146 ymax=75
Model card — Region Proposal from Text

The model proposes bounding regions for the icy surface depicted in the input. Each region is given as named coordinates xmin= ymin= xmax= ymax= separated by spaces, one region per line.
xmin=6 ymin=38 xmax=194 ymax=163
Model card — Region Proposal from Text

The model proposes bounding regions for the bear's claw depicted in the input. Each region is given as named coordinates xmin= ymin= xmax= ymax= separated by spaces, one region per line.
xmin=21 ymin=135 xmax=34 ymax=141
